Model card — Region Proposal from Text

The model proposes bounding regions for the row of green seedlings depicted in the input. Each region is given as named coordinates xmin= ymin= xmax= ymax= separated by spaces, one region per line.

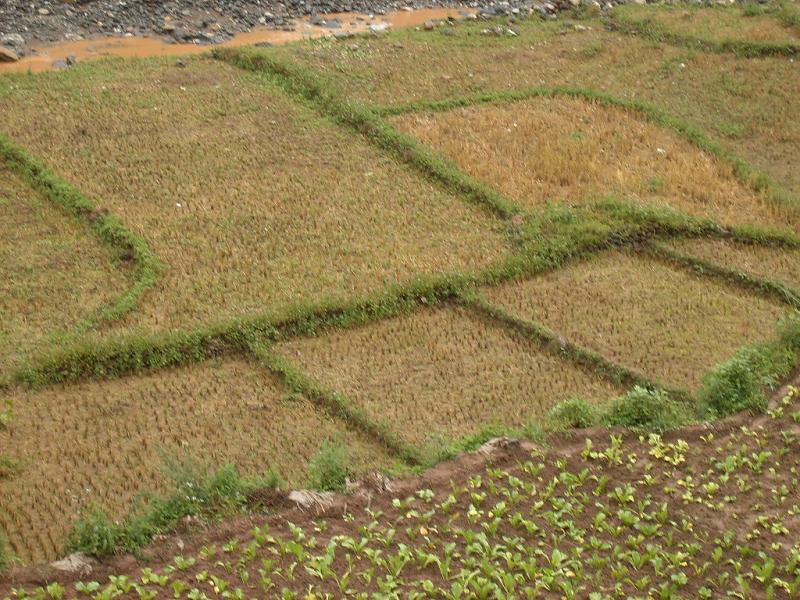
xmin=7 ymin=387 xmax=800 ymax=599
xmin=608 ymin=3 xmax=800 ymax=57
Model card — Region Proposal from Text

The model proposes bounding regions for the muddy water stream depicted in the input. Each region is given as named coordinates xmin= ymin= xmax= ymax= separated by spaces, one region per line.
xmin=0 ymin=7 xmax=469 ymax=74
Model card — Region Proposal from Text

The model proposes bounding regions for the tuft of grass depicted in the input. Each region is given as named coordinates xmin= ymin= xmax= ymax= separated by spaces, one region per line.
xmin=307 ymin=438 xmax=351 ymax=492
xmin=548 ymin=397 xmax=598 ymax=429
xmin=602 ymin=386 xmax=693 ymax=433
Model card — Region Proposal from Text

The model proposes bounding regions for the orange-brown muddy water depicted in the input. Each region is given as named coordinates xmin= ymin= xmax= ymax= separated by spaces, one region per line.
xmin=0 ymin=7 xmax=470 ymax=74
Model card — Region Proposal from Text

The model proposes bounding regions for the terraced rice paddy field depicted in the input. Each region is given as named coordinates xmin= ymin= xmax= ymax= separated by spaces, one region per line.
xmin=2 ymin=2 xmax=800 ymax=595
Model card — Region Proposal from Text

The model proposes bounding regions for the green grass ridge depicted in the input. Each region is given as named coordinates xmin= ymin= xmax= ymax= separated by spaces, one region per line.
xmin=608 ymin=6 xmax=800 ymax=57
xmin=0 ymin=133 xmax=164 ymax=335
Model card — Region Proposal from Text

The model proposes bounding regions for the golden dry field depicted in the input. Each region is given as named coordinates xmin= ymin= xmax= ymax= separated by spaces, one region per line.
xmin=0 ymin=58 xmax=508 ymax=340
xmin=392 ymin=97 xmax=793 ymax=230
xmin=0 ymin=161 xmax=130 ymax=375
xmin=276 ymin=305 xmax=624 ymax=447
xmin=481 ymin=252 xmax=788 ymax=391
xmin=0 ymin=358 xmax=393 ymax=563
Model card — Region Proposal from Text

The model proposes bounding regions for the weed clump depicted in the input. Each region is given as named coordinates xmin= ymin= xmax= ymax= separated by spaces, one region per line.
xmin=602 ymin=386 xmax=691 ymax=433
xmin=307 ymin=439 xmax=351 ymax=492
xmin=66 ymin=461 xmax=279 ymax=558
xmin=548 ymin=397 xmax=598 ymax=429
xmin=699 ymin=350 xmax=771 ymax=417
xmin=700 ymin=315 xmax=800 ymax=418
xmin=66 ymin=507 xmax=119 ymax=558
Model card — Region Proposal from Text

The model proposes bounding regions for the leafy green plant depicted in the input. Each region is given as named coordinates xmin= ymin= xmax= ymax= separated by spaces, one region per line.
xmin=66 ymin=506 xmax=121 ymax=558
xmin=308 ymin=438 xmax=351 ymax=492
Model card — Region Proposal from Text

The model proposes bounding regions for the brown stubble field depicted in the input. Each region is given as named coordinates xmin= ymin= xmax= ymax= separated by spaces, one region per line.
xmin=275 ymin=305 xmax=625 ymax=448
xmin=0 ymin=58 xmax=509 ymax=341
xmin=271 ymin=18 xmax=800 ymax=196
xmin=481 ymin=251 xmax=789 ymax=391
xmin=664 ymin=237 xmax=800 ymax=292
xmin=613 ymin=2 xmax=800 ymax=43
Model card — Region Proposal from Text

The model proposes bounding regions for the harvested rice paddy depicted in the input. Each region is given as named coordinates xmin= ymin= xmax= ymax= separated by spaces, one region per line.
xmin=0 ymin=57 xmax=508 ymax=337
xmin=481 ymin=252 xmax=788 ymax=391
xmin=392 ymin=96 xmax=793 ymax=231
xmin=665 ymin=237 xmax=800 ymax=291
xmin=276 ymin=305 xmax=624 ymax=447
xmin=0 ymin=161 xmax=130 ymax=376
xmin=274 ymin=22 xmax=800 ymax=196
xmin=0 ymin=358 xmax=393 ymax=563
